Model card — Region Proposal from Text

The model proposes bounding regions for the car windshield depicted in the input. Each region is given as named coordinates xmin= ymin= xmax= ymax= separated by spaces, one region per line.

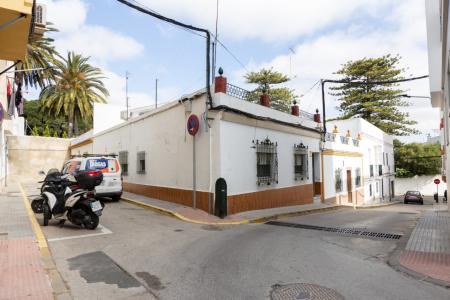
xmin=62 ymin=161 xmax=81 ymax=175
xmin=406 ymin=191 xmax=420 ymax=196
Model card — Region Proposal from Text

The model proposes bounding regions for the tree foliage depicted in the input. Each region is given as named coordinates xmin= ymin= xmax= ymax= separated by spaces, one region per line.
xmin=40 ymin=52 xmax=108 ymax=137
xmin=331 ymin=55 xmax=418 ymax=136
xmin=15 ymin=25 xmax=58 ymax=88
xmin=24 ymin=100 xmax=92 ymax=137
xmin=394 ymin=139 xmax=441 ymax=177
xmin=245 ymin=68 xmax=298 ymax=113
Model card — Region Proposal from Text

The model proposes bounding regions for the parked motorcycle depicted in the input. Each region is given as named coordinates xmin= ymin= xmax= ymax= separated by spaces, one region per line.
xmin=31 ymin=169 xmax=104 ymax=229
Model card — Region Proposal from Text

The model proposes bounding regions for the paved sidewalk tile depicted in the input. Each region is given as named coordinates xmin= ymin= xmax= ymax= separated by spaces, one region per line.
xmin=399 ymin=204 xmax=450 ymax=283
xmin=122 ymin=191 xmax=338 ymax=224
xmin=0 ymin=186 xmax=54 ymax=300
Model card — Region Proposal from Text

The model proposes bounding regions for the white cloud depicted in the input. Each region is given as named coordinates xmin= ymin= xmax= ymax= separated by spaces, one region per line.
xmin=40 ymin=0 xmax=87 ymax=32
xmin=230 ymin=0 xmax=436 ymax=141
xmin=139 ymin=0 xmax=391 ymax=42
xmin=54 ymin=25 xmax=144 ymax=63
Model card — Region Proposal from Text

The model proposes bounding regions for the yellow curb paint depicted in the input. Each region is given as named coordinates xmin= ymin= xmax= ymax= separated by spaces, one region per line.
xmin=19 ymin=183 xmax=48 ymax=250
xmin=18 ymin=183 xmax=72 ymax=299
xmin=121 ymin=197 xmax=249 ymax=225
xmin=121 ymin=197 xmax=341 ymax=225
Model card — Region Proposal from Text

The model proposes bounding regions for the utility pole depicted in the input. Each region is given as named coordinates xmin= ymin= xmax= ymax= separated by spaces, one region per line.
xmin=155 ymin=78 xmax=158 ymax=108
xmin=125 ymin=71 xmax=130 ymax=120
xmin=212 ymin=0 xmax=219 ymax=81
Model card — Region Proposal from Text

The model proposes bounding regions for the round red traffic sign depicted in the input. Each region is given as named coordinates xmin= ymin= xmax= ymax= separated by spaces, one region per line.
xmin=187 ymin=114 xmax=200 ymax=136
xmin=434 ymin=178 xmax=441 ymax=185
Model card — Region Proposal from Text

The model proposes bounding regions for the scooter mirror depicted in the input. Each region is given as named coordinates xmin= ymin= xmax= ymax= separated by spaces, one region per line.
xmin=38 ymin=170 xmax=45 ymax=176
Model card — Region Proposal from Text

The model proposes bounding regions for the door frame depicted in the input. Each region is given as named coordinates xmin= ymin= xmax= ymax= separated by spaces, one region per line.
xmin=346 ymin=169 xmax=352 ymax=203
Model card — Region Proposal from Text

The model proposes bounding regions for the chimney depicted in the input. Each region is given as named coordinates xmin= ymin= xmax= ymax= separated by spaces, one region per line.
xmin=260 ymin=91 xmax=270 ymax=107
xmin=313 ymin=108 xmax=321 ymax=123
xmin=291 ymin=100 xmax=299 ymax=116
xmin=214 ymin=67 xmax=227 ymax=94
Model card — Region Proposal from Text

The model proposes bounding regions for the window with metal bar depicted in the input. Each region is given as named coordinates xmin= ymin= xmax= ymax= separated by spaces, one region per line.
xmin=355 ymin=168 xmax=361 ymax=187
xmin=294 ymin=143 xmax=308 ymax=180
xmin=137 ymin=151 xmax=146 ymax=174
xmin=254 ymin=138 xmax=278 ymax=185
xmin=378 ymin=164 xmax=382 ymax=176
xmin=335 ymin=168 xmax=343 ymax=192
xmin=370 ymin=165 xmax=374 ymax=177
xmin=119 ymin=151 xmax=128 ymax=176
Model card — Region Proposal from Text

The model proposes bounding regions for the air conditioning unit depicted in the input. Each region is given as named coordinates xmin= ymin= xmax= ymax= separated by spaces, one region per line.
xmin=35 ymin=3 xmax=47 ymax=26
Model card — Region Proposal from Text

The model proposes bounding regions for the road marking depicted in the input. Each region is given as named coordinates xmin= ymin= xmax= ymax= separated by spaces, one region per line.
xmin=47 ymin=225 xmax=113 ymax=242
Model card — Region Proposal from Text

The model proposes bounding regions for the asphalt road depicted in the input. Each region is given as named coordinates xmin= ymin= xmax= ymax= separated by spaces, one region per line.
xmin=36 ymin=199 xmax=450 ymax=300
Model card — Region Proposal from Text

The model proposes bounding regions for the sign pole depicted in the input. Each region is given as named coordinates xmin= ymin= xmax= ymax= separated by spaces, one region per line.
xmin=193 ymin=135 xmax=196 ymax=209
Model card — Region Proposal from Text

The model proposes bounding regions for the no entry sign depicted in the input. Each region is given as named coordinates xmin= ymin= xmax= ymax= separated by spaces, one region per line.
xmin=434 ymin=178 xmax=441 ymax=185
xmin=187 ymin=114 xmax=200 ymax=136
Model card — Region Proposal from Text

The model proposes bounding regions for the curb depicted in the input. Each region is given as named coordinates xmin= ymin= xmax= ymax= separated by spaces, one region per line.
xmin=19 ymin=183 xmax=72 ymax=299
xmin=354 ymin=201 xmax=401 ymax=209
xmin=121 ymin=196 xmax=343 ymax=225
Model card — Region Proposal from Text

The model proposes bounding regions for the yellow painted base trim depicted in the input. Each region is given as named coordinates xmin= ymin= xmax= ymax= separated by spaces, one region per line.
xmin=322 ymin=149 xmax=363 ymax=157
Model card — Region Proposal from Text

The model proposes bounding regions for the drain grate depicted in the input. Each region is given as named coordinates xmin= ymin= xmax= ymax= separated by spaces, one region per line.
xmin=271 ymin=283 xmax=345 ymax=300
xmin=265 ymin=221 xmax=402 ymax=240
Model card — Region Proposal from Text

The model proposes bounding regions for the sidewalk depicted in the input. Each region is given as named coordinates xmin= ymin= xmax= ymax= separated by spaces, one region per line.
xmin=398 ymin=204 xmax=450 ymax=285
xmin=121 ymin=191 xmax=341 ymax=225
xmin=0 ymin=184 xmax=54 ymax=299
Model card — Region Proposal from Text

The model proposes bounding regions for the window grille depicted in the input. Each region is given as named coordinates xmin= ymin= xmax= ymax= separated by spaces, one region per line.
xmin=325 ymin=132 xmax=335 ymax=142
xmin=355 ymin=168 xmax=361 ymax=187
xmin=254 ymin=138 xmax=278 ymax=185
xmin=137 ymin=151 xmax=146 ymax=174
xmin=352 ymin=139 xmax=359 ymax=147
xmin=369 ymin=184 xmax=372 ymax=196
xmin=370 ymin=165 xmax=374 ymax=177
xmin=340 ymin=136 xmax=349 ymax=144
xmin=378 ymin=165 xmax=382 ymax=176
xmin=294 ymin=143 xmax=308 ymax=180
xmin=119 ymin=151 xmax=128 ymax=176
xmin=335 ymin=168 xmax=343 ymax=192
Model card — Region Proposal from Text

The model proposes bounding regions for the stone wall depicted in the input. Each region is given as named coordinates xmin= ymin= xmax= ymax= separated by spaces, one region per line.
xmin=6 ymin=135 xmax=70 ymax=184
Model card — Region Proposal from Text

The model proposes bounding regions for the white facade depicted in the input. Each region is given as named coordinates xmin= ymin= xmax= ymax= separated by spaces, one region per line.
xmin=325 ymin=118 xmax=395 ymax=206
xmin=0 ymin=60 xmax=25 ymax=188
xmin=87 ymin=82 xmax=322 ymax=214
xmin=425 ymin=0 xmax=450 ymax=209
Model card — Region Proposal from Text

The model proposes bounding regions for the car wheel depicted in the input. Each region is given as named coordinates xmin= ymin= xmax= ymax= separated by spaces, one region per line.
xmin=420 ymin=201 xmax=424 ymax=205
xmin=404 ymin=200 xmax=408 ymax=204
xmin=111 ymin=195 xmax=121 ymax=202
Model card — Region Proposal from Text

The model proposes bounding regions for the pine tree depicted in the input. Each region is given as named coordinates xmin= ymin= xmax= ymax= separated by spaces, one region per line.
xmin=330 ymin=55 xmax=418 ymax=136
xmin=245 ymin=68 xmax=298 ymax=113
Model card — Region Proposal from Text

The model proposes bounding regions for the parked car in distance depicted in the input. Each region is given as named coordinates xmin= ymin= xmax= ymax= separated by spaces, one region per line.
xmin=62 ymin=154 xmax=123 ymax=201
xmin=404 ymin=191 xmax=424 ymax=205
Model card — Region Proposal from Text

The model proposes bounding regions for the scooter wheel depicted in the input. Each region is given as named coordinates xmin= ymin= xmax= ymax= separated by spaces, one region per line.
xmin=84 ymin=212 xmax=99 ymax=230
xmin=43 ymin=204 xmax=50 ymax=226
xmin=31 ymin=198 xmax=44 ymax=213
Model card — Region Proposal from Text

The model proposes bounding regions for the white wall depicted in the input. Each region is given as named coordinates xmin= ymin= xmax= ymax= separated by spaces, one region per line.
xmin=219 ymin=120 xmax=320 ymax=195
xmin=93 ymin=96 xmax=211 ymax=192
xmin=395 ymin=175 xmax=444 ymax=196
xmin=93 ymin=103 xmax=126 ymax=134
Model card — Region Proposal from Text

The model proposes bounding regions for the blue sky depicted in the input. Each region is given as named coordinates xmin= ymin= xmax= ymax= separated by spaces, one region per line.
xmin=36 ymin=0 xmax=437 ymax=142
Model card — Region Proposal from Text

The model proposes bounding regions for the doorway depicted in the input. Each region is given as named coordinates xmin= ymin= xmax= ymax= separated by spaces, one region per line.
xmin=347 ymin=170 xmax=352 ymax=203
xmin=312 ymin=152 xmax=321 ymax=196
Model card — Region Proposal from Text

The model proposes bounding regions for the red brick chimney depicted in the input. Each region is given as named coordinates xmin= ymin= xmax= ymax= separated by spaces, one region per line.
xmin=291 ymin=100 xmax=299 ymax=116
xmin=214 ymin=67 xmax=227 ymax=94
xmin=314 ymin=109 xmax=321 ymax=123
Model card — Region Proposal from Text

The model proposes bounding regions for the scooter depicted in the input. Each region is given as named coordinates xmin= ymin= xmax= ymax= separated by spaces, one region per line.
xmin=32 ymin=169 xmax=104 ymax=230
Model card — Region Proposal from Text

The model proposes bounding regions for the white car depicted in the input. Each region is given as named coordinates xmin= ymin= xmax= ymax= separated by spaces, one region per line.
xmin=62 ymin=154 xmax=123 ymax=201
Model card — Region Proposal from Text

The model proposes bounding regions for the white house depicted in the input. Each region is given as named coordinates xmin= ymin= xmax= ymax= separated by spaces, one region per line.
xmin=73 ymin=72 xmax=324 ymax=215
xmin=425 ymin=0 xmax=450 ymax=209
xmin=324 ymin=118 xmax=395 ymax=206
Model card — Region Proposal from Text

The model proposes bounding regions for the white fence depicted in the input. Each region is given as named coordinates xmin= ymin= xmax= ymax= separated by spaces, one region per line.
xmin=395 ymin=175 xmax=445 ymax=196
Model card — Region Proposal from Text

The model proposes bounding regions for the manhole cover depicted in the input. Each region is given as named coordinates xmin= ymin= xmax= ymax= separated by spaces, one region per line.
xmin=271 ymin=283 xmax=345 ymax=300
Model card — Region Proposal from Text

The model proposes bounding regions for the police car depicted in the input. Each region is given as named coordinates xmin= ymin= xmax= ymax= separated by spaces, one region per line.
xmin=62 ymin=154 xmax=123 ymax=201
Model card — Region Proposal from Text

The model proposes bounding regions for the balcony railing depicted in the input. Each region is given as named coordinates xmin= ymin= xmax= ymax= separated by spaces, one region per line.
xmin=225 ymin=83 xmax=314 ymax=121
xmin=325 ymin=132 xmax=335 ymax=142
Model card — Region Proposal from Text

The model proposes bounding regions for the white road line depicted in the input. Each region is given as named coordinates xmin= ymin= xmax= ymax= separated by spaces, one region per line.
xmin=47 ymin=225 xmax=112 ymax=242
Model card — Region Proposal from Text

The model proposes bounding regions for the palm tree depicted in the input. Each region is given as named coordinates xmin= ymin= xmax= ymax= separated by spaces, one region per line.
xmin=40 ymin=52 xmax=109 ymax=137
xmin=15 ymin=25 xmax=58 ymax=88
